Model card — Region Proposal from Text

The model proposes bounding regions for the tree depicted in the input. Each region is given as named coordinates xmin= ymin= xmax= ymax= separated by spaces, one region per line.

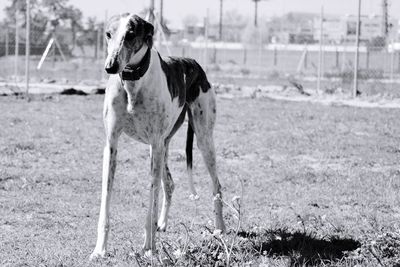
xmin=76 ymin=17 xmax=100 ymax=47
xmin=219 ymin=0 xmax=223 ymax=40
xmin=2 ymin=0 xmax=84 ymax=54
xmin=223 ymin=10 xmax=247 ymax=42
xmin=241 ymin=20 xmax=269 ymax=46
xmin=252 ymin=0 xmax=268 ymax=27
xmin=38 ymin=0 xmax=83 ymax=50
xmin=4 ymin=0 xmax=48 ymax=52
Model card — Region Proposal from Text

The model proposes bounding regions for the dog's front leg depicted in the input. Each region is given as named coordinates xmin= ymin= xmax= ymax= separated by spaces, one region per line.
xmin=143 ymin=142 xmax=165 ymax=255
xmin=90 ymin=107 xmax=121 ymax=260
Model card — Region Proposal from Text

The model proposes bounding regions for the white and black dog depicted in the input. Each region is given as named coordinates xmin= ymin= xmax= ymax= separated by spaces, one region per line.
xmin=90 ymin=13 xmax=225 ymax=259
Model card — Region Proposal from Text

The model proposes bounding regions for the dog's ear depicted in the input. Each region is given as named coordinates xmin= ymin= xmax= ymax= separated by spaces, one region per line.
xmin=131 ymin=15 xmax=154 ymax=48
xmin=143 ymin=20 xmax=154 ymax=48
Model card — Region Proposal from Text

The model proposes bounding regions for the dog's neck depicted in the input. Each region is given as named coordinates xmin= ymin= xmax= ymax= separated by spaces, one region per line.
xmin=121 ymin=46 xmax=151 ymax=81
xmin=120 ymin=46 xmax=155 ymax=114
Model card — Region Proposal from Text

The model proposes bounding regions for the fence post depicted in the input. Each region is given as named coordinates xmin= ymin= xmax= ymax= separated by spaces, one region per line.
xmin=243 ymin=47 xmax=247 ymax=65
xmin=258 ymin=26 xmax=263 ymax=73
xmin=25 ymin=0 xmax=30 ymax=97
xmin=15 ymin=10 xmax=20 ymax=80
xmin=341 ymin=46 xmax=347 ymax=72
xmin=5 ymin=27 xmax=9 ymax=57
xmin=398 ymin=51 xmax=400 ymax=73
xmin=204 ymin=8 xmax=209 ymax=72
xmin=212 ymin=47 xmax=217 ymax=64
xmin=304 ymin=48 xmax=308 ymax=69
xmin=390 ymin=41 xmax=395 ymax=83
xmin=95 ymin=28 xmax=100 ymax=59
xmin=102 ymin=10 xmax=108 ymax=81
xmin=335 ymin=47 xmax=339 ymax=68
xmin=353 ymin=0 xmax=361 ymax=98
xmin=273 ymin=47 xmax=277 ymax=66
xmin=317 ymin=5 xmax=324 ymax=95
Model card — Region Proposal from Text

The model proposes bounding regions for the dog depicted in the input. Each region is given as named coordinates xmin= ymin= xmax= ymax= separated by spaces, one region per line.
xmin=90 ymin=13 xmax=226 ymax=259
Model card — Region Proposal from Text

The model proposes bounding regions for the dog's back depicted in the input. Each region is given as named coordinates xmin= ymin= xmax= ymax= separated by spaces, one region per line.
xmin=159 ymin=55 xmax=212 ymax=107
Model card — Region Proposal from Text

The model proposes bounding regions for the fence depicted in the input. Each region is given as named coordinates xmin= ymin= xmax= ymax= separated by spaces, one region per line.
xmin=2 ymin=41 xmax=397 ymax=92
xmin=0 ymin=3 xmax=398 ymax=97
xmin=0 ymin=21 xmax=106 ymax=85
xmin=158 ymin=42 xmax=400 ymax=94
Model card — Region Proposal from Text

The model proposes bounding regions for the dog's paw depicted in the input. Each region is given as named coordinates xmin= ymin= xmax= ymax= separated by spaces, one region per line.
xmin=143 ymin=249 xmax=158 ymax=260
xmin=212 ymin=229 xmax=223 ymax=237
xmin=89 ymin=250 xmax=106 ymax=261
xmin=126 ymin=105 xmax=135 ymax=114
xmin=144 ymin=249 xmax=153 ymax=258
xmin=215 ymin=221 xmax=226 ymax=234
xmin=157 ymin=222 xmax=167 ymax=232
xmin=189 ymin=194 xmax=199 ymax=201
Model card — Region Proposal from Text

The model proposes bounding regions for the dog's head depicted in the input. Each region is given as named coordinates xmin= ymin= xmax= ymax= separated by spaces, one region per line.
xmin=104 ymin=14 xmax=154 ymax=74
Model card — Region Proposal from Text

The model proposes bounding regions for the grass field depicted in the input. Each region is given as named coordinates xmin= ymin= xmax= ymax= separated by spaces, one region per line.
xmin=2 ymin=93 xmax=400 ymax=266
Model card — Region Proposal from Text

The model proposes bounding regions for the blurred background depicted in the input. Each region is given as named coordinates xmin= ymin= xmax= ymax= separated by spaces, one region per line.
xmin=0 ymin=0 xmax=400 ymax=97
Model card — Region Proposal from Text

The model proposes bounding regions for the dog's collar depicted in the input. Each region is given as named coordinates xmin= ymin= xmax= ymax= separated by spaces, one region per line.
xmin=121 ymin=48 xmax=151 ymax=81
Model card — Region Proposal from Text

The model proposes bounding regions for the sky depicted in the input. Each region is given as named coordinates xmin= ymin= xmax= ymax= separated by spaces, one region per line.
xmin=1 ymin=0 xmax=400 ymax=28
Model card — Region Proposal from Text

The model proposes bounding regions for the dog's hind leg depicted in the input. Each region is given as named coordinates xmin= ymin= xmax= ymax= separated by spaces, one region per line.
xmin=157 ymin=142 xmax=175 ymax=232
xmin=196 ymin=134 xmax=225 ymax=233
xmin=157 ymin=108 xmax=187 ymax=231
xmin=186 ymin=122 xmax=199 ymax=200
xmin=188 ymin=90 xmax=225 ymax=233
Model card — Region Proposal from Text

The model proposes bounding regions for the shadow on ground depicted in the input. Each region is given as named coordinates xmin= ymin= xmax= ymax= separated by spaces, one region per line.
xmin=135 ymin=227 xmax=362 ymax=266
xmin=238 ymin=228 xmax=361 ymax=266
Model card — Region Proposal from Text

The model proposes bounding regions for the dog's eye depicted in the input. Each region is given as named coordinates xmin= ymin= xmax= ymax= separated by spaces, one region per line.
xmin=105 ymin=32 xmax=112 ymax=39
xmin=125 ymin=31 xmax=135 ymax=41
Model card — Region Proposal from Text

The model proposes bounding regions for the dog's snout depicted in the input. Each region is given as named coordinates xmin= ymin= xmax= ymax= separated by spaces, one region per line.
xmin=105 ymin=59 xmax=119 ymax=74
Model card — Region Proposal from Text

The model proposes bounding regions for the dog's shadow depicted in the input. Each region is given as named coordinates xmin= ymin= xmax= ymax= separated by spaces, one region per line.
xmin=237 ymin=228 xmax=361 ymax=265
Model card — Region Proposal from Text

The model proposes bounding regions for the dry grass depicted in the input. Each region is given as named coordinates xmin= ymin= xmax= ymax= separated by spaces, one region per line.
xmin=1 ymin=93 xmax=400 ymax=266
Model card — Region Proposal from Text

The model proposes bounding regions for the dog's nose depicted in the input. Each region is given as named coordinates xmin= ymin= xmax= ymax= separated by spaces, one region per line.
xmin=105 ymin=60 xmax=119 ymax=74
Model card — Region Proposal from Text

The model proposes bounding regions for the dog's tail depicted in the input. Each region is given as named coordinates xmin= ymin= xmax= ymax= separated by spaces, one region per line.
xmin=186 ymin=121 xmax=199 ymax=200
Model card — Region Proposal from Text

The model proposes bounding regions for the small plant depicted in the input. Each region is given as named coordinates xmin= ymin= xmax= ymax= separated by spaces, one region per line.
xmin=213 ymin=178 xmax=244 ymax=266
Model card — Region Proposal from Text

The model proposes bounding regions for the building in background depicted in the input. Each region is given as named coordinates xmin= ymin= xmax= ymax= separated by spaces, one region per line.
xmin=314 ymin=15 xmax=399 ymax=46
xmin=182 ymin=23 xmax=205 ymax=41
xmin=267 ymin=12 xmax=316 ymax=44
xmin=166 ymin=12 xmax=399 ymax=46
xmin=244 ymin=12 xmax=399 ymax=46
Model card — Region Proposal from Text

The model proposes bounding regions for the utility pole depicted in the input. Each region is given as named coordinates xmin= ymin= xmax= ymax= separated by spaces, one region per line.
xmin=149 ymin=0 xmax=155 ymax=24
xmin=95 ymin=26 xmax=101 ymax=59
xmin=253 ymin=0 xmax=267 ymax=27
xmin=317 ymin=6 xmax=324 ymax=95
xmin=25 ymin=0 xmax=30 ymax=97
xmin=159 ymin=0 xmax=163 ymax=26
xmin=382 ymin=0 xmax=389 ymax=38
xmin=15 ymin=9 xmax=20 ymax=79
xmin=204 ymin=9 xmax=209 ymax=71
xmin=254 ymin=0 xmax=259 ymax=27
xmin=5 ymin=26 xmax=9 ymax=57
xmin=219 ymin=0 xmax=223 ymax=40
xmin=103 ymin=10 xmax=108 ymax=80
xmin=353 ymin=0 xmax=361 ymax=98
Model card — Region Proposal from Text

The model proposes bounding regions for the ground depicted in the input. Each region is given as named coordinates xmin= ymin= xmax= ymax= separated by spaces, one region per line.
xmin=1 ymin=93 xmax=400 ymax=266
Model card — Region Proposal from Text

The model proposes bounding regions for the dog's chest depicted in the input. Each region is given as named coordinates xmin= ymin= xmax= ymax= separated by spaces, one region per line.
xmin=122 ymin=90 xmax=182 ymax=144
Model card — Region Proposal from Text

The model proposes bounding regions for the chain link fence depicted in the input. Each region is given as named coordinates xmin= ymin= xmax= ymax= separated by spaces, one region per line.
xmin=0 ymin=14 xmax=106 ymax=88
xmin=0 ymin=0 xmax=398 ymax=98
